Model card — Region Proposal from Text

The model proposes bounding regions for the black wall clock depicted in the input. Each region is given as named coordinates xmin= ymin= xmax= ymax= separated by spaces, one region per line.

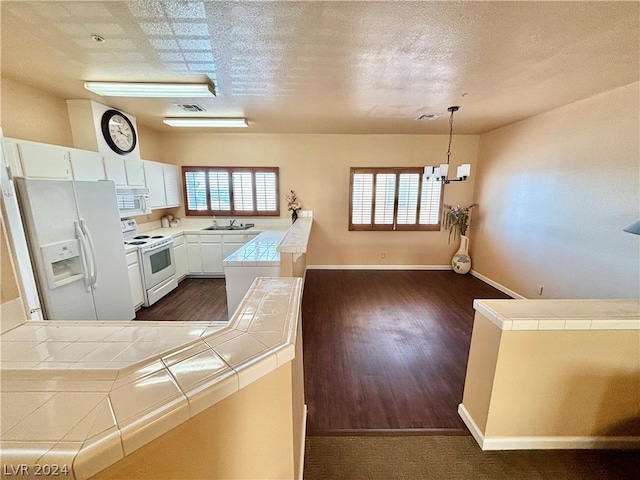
xmin=101 ymin=109 xmax=137 ymax=155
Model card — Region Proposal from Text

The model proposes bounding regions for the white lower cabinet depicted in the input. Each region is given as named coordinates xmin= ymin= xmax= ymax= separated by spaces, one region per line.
xmin=173 ymin=235 xmax=188 ymax=281
xmin=201 ymin=239 xmax=224 ymax=274
xmin=222 ymin=235 xmax=246 ymax=259
xmin=185 ymin=233 xmax=252 ymax=277
xmin=126 ymin=250 xmax=144 ymax=310
xmin=186 ymin=234 xmax=224 ymax=276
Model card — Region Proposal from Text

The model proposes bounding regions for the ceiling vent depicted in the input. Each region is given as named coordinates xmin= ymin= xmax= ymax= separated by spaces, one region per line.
xmin=417 ymin=113 xmax=441 ymax=121
xmin=175 ymin=103 xmax=206 ymax=113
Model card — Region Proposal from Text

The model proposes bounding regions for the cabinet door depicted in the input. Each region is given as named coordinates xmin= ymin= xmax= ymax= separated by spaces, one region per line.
xmin=163 ymin=164 xmax=182 ymax=207
xmin=103 ymin=155 xmax=128 ymax=186
xmin=222 ymin=235 xmax=246 ymax=259
xmin=126 ymin=252 xmax=144 ymax=309
xmin=2 ymin=140 xmax=24 ymax=177
xmin=186 ymin=239 xmax=202 ymax=273
xmin=144 ymin=160 xmax=166 ymax=208
xmin=125 ymin=158 xmax=146 ymax=187
xmin=174 ymin=242 xmax=188 ymax=280
xmin=200 ymin=236 xmax=223 ymax=274
xmin=18 ymin=143 xmax=72 ymax=180
xmin=69 ymin=149 xmax=106 ymax=181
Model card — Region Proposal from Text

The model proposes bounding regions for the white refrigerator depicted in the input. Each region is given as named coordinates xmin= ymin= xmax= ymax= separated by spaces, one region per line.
xmin=14 ymin=178 xmax=135 ymax=320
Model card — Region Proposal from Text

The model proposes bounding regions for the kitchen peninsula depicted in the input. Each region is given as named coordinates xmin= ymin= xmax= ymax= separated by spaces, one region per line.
xmin=0 ymin=217 xmax=313 ymax=479
xmin=459 ymin=299 xmax=640 ymax=451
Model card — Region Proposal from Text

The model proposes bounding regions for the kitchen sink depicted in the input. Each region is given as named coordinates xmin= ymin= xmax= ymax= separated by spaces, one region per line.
xmin=203 ymin=224 xmax=254 ymax=231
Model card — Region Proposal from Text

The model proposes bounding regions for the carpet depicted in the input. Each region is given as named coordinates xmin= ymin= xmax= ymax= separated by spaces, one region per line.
xmin=303 ymin=435 xmax=640 ymax=480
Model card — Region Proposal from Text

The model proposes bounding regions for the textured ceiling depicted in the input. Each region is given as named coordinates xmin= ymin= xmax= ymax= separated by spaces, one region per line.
xmin=1 ymin=1 xmax=638 ymax=134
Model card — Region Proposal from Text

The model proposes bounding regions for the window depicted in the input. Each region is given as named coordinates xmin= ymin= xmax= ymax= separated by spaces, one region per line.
xmin=182 ymin=166 xmax=280 ymax=216
xmin=349 ymin=167 xmax=442 ymax=231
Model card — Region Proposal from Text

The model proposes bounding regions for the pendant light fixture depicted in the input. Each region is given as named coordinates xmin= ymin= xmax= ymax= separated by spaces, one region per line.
xmin=424 ymin=106 xmax=471 ymax=184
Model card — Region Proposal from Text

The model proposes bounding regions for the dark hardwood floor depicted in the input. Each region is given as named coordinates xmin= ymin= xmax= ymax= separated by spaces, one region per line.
xmin=302 ymin=270 xmax=511 ymax=434
xmin=135 ymin=278 xmax=228 ymax=321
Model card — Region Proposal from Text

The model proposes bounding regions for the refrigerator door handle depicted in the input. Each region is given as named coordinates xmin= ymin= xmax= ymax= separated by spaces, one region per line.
xmin=80 ymin=219 xmax=98 ymax=288
xmin=74 ymin=221 xmax=92 ymax=292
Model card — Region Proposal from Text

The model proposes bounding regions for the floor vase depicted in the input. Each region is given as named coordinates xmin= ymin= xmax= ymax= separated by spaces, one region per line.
xmin=452 ymin=235 xmax=471 ymax=274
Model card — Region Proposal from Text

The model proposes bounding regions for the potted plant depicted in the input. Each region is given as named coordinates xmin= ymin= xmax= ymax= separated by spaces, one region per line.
xmin=286 ymin=190 xmax=302 ymax=223
xmin=442 ymin=203 xmax=477 ymax=274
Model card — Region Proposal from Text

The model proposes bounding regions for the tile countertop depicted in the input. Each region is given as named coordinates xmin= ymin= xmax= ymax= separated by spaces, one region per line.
xmin=222 ymin=231 xmax=284 ymax=267
xmin=136 ymin=215 xmax=313 ymax=267
xmin=136 ymin=217 xmax=292 ymax=238
xmin=0 ymin=277 xmax=303 ymax=480
xmin=473 ymin=299 xmax=640 ymax=331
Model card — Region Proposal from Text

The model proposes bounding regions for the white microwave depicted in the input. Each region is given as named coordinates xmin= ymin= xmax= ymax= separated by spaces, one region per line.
xmin=116 ymin=187 xmax=151 ymax=218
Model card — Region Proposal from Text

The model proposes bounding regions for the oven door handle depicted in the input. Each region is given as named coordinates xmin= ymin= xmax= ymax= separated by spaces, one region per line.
xmin=141 ymin=242 xmax=172 ymax=255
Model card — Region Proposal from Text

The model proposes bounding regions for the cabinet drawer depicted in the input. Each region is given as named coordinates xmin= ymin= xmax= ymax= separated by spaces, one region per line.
xmin=126 ymin=251 xmax=139 ymax=266
xmin=172 ymin=234 xmax=185 ymax=247
xmin=201 ymin=234 xmax=222 ymax=243
xmin=223 ymin=234 xmax=247 ymax=243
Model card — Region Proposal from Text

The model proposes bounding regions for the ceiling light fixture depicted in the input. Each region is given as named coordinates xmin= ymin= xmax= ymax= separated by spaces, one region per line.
xmin=423 ymin=106 xmax=471 ymax=184
xmin=84 ymin=82 xmax=215 ymax=97
xmin=623 ymin=220 xmax=640 ymax=235
xmin=163 ymin=117 xmax=248 ymax=128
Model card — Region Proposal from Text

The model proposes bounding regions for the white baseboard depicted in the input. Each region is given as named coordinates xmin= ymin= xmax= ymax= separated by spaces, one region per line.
xmin=298 ymin=404 xmax=308 ymax=480
xmin=458 ymin=403 xmax=640 ymax=450
xmin=307 ymin=265 xmax=452 ymax=271
xmin=458 ymin=403 xmax=486 ymax=448
xmin=470 ymin=270 xmax=525 ymax=299
xmin=305 ymin=265 xmax=523 ymax=299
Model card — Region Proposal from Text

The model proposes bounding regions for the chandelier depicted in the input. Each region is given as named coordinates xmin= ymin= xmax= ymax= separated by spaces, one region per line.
xmin=424 ymin=106 xmax=471 ymax=184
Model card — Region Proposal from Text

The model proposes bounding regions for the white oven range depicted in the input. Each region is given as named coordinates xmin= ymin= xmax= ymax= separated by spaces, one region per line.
xmin=122 ymin=219 xmax=177 ymax=307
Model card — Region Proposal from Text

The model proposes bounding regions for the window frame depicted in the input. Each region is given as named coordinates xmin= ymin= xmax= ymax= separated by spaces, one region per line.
xmin=349 ymin=167 xmax=443 ymax=231
xmin=182 ymin=166 xmax=280 ymax=216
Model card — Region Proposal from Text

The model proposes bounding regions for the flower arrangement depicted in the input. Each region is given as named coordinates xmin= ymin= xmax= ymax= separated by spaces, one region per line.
xmin=286 ymin=190 xmax=302 ymax=212
xmin=442 ymin=203 xmax=477 ymax=243
xmin=286 ymin=190 xmax=302 ymax=222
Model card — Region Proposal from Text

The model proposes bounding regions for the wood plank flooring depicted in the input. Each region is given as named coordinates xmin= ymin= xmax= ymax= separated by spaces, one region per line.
xmin=134 ymin=278 xmax=228 ymax=321
xmin=301 ymin=270 xmax=511 ymax=434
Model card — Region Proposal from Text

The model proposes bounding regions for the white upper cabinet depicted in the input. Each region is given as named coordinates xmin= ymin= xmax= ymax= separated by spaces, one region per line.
xmin=17 ymin=142 xmax=72 ymax=180
xmin=103 ymin=155 xmax=128 ymax=186
xmin=124 ymin=158 xmax=145 ymax=187
xmin=104 ymin=155 xmax=145 ymax=187
xmin=142 ymin=160 xmax=182 ymax=209
xmin=68 ymin=148 xmax=105 ymax=181
xmin=144 ymin=160 xmax=166 ymax=208
xmin=163 ymin=164 xmax=181 ymax=207
xmin=7 ymin=138 xmax=180 ymax=205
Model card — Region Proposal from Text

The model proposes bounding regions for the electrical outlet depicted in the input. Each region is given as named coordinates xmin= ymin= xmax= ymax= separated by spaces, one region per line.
xmin=380 ymin=253 xmax=386 ymax=259
xmin=536 ymin=285 xmax=544 ymax=296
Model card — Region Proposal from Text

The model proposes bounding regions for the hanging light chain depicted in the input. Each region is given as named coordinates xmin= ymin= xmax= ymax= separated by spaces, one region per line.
xmin=446 ymin=106 xmax=458 ymax=167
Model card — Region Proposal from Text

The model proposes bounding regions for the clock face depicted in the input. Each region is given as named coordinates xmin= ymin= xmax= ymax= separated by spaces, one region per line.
xmin=101 ymin=109 xmax=137 ymax=155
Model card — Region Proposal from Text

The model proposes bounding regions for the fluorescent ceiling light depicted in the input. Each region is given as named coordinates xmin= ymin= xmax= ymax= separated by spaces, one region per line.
xmin=84 ymin=82 xmax=215 ymax=97
xmin=163 ymin=117 xmax=248 ymax=128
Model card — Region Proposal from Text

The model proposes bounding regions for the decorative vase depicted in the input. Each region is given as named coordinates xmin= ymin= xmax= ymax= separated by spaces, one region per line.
xmin=452 ymin=234 xmax=471 ymax=274
xmin=291 ymin=210 xmax=298 ymax=223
